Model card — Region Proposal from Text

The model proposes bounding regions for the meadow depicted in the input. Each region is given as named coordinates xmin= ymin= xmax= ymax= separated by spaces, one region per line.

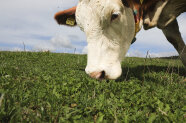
xmin=0 ymin=51 xmax=185 ymax=122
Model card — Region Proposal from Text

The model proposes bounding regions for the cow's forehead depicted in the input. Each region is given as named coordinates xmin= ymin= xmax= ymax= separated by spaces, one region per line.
xmin=79 ymin=0 xmax=123 ymax=12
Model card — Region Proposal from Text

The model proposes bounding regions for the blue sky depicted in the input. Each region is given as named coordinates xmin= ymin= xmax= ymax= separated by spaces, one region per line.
xmin=0 ymin=0 xmax=186 ymax=57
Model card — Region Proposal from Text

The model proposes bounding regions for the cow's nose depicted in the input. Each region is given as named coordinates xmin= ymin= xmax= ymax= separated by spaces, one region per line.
xmin=90 ymin=71 xmax=105 ymax=79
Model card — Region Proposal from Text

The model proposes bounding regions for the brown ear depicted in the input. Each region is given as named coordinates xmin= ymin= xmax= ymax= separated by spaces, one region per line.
xmin=54 ymin=6 xmax=77 ymax=26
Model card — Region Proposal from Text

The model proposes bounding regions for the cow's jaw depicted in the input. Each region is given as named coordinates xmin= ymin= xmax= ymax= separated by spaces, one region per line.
xmin=76 ymin=0 xmax=135 ymax=79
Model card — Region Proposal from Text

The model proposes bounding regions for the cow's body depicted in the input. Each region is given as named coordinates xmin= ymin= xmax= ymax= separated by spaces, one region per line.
xmin=55 ymin=0 xmax=186 ymax=79
xmin=155 ymin=0 xmax=186 ymax=68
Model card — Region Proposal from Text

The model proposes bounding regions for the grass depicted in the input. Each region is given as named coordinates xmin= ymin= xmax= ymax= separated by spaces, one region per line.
xmin=0 ymin=51 xmax=185 ymax=122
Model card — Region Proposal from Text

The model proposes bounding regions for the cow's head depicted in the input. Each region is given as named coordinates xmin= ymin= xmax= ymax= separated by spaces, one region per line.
xmin=55 ymin=0 xmax=142 ymax=79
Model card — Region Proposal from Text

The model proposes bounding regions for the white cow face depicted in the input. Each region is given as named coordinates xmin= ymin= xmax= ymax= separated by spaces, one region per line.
xmin=76 ymin=0 xmax=135 ymax=79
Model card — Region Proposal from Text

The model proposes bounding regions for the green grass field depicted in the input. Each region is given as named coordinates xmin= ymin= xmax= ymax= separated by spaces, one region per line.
xmin=0 ymin=51 xmax=185 ymax=122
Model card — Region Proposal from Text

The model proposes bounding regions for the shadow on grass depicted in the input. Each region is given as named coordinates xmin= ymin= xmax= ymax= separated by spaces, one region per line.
xmin=116 ymin=65 xmax=186 ymax=82
xmin=74 ymin=64 xmax=185 ymax=83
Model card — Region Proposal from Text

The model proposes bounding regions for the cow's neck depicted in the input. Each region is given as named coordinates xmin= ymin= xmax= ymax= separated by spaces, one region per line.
xmin=124 ymin=0 xmax=144 ymax=36
xmin=132 ymin=2 xmax=143 ymax=36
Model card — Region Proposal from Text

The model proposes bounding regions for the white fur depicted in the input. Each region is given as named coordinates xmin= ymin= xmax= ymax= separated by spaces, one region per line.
xmin=76 ymin=0 xmax=135 ymax=79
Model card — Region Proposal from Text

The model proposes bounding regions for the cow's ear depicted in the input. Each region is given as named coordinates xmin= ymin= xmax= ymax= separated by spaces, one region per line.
xmin=54 ymin=6 xmax=77 ymax=26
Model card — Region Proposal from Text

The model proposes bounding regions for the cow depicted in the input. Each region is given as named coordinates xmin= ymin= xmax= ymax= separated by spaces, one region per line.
xmin=54 ymin=0 xmax=186 ymax=79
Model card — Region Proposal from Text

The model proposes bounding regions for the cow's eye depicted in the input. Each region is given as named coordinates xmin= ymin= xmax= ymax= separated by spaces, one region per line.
xmin=111 ymin=13 xmax=119 ymax=21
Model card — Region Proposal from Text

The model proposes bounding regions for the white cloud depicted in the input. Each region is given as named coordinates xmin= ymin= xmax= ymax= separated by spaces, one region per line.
xmin=51 ymin=35 xmax=74 ymax=49
xmin=126 ymin=50 xmax=146 ymax=57
xmin=33 ymin=42 xmax=56 ymax=52
xmin=149 ymin=52 xmax=178 ymax=58
xmin=0 ymin=47 xmax=23 ymax=52
xmin=82 ymin=46 xmax=88 ymax=54
xmin=0 ymin=0 xmax=85 ymax=52
xmin=127 ymin=50 xmax=178 ymax=58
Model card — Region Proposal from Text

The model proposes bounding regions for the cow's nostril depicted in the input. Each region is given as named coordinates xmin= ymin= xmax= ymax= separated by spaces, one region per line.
xmin=100 ymin=71 xmax=105 ymax=79
xmin=89 ymin=71 xmax=106 ymax=79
